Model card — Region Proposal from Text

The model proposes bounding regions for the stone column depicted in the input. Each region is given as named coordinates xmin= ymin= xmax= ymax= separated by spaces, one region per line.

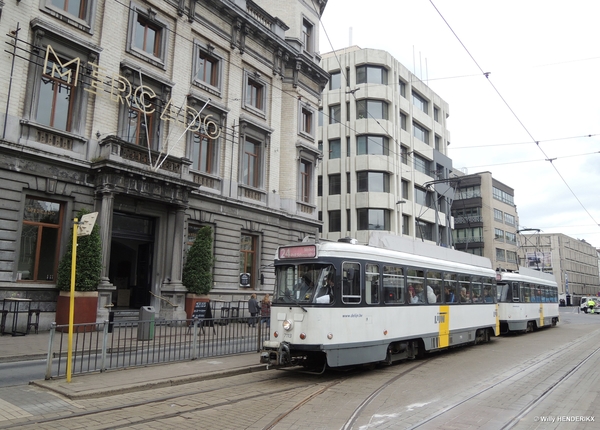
xmin=95 ymin=188 xmax=116 ymax=323
xmin=159 ymin=206 xmax=187 ymax=320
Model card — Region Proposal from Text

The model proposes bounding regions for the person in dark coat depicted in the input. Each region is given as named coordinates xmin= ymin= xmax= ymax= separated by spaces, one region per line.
xmin=248 ymin=293 xmax=260 ymax=327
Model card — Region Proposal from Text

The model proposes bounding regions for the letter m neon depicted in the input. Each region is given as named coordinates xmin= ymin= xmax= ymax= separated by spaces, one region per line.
xmin=44 ymin=45 xmax=81 ymax=86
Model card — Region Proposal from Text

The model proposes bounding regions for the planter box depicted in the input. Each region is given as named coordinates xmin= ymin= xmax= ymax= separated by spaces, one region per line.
xmin=55 ymin=291 xmax=99 ymax=331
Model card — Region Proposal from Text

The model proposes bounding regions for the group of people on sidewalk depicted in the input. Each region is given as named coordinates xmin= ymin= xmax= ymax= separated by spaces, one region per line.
xmin=247 ymin=294 xmax=271 ymax=327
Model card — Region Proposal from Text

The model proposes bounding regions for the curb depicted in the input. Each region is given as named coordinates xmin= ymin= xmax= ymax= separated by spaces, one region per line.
xmin=30 ymin=364 xmax=268 ymax=400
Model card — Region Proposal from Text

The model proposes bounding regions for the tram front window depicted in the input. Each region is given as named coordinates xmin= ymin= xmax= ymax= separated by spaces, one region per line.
xmin=274 ymin=264 xmax=336 ymax=304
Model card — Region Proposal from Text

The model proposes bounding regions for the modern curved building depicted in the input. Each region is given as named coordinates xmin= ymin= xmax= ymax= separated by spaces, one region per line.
xmin=318 ymin=46 xmax=454 ymax=246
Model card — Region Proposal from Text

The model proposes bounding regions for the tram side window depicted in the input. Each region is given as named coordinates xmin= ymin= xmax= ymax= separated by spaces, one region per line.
xmin=441 ymin=272 xmax=457 ymax=304
xmin=522 ymin=283 xmax=531 ymax=302
xmin=532 ymin=285 xmax=543 ymax=302
xmin=457 ymin=274 xmax=472 ymax=303
xmin=366 ymin=263 xmax=380 ymax=305
xmin=482 ymin=277 xmax=495 ymax=303
xmin=471 ymin=277 xmax=483 ymax=303
xmin=407 ymin=268 xmax=425 ymax=304
xmin=428 ymin=271 xmax=443 ymax=303
xmin=342 ymin=262 xmax=361 ymax=304
xmin=496 ymin=282 xmax=510 ymax=302
xmin=383 ymin=265 xmax=403 ymax=304
xmin=511 ymin=282 xmax=520 ymax=302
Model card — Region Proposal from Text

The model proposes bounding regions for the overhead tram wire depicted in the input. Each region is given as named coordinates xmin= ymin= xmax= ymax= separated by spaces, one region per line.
xmin=428 ymin=0 xmax=600 ymax=230
xmin=451 ymin=133 xmax=600 ymax=149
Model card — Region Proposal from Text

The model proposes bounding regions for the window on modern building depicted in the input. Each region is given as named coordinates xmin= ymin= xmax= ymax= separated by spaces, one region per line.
xmin=434 ymin=106 xmax=440 ymax=122
xmin=299 ymin=159 xmax=312 ymax=203
xmin=317 ymin=175 xmax=322 ymax=197
xmin=402 ymin=180 xmax=409 ymax=200
xmin=244 ymin=73 xmax=266 ymax=113
xmin=400 ymin=112 xmax=407 ymax=131
xmin=329 ymin=174 xmax=341 ymax=195
xmin=496 ymin=248 xmax=506 ymax=262
xmin=356 ymin=99 xmax=388 ymax=120
xmin=347 ymin=209 xmax=351 ymax=231
xmin=399 ymin=79 xmax=406 ymax=97
xmin=193 ymin=44 xmax=221 ymax=90
xmin=302 ymin=18 xmax=314 ymax=53
xmin=330 ymin=71 xmax=341 ymax=90
xmin=329 ymin=139 xmax=341 ymax=159
xmin=346 ymin=172 xmax=351 ymax=194
xmin=17 ymin=197 xmax=63 ymax=281
xmin=346 ymin=137 xmax=350 ymax=157
xmin=242 ymin=136 xmax=262 ymax=188
xmin=300 ymin=105 xmax=314 ymax=136
xmin=455 ymin=185 xmax=481 ymax=200
xmin=318 ymin=211 xmax=323 ymax=233
xmin=414 ymin=187 xmax=432 ymax=208
xmin=329 ymin=210 xmax=341 ymax=232
xmin=504 ymin=213 xmax=516 ymax=226
xmin=434 ymin=135 xmax=441 ymax=150
xmin=357 ymin=208 xmax=390 ymax=231
xmin=346 ymin=101 xmax=350 ymax=122
xmin=507 ymin=250 xmax=517 ymax=263
xmin=329 ymin=104 xmax=341 ymax=124
xmin=357 ymin=135 xmax=389 ymax=156
xmin=240 ymin=234 xmax=258 ymax=288
xmin=412 ymin=92 xmax=428 ymax=114
xmin=402 ymin=214 xmax=410 ymax=235
xmin=416 ymin=219 xmax=433 ymax=241
xmin=401 ymin=146 xmax=409 ymax=164
xmin=357 ymin=171 xmax=390 ymax=193
xmin=454 ymin=207 xmax=482 ymax=223
xmin=413 ymin=154 xmax=431 ymax=176
xmin=413 ymin=122 xmax=429 ymax=143
xmin=453 ymin=227 xmax=483 ymax=243
xmin=505 ymin=231 xmax=516 ymax=245
xmin=318 ymin=140 xmax=323 ymax=153
xmin=318 ymin=108 xmax=323 ymax=127
xmin=494 ymin=208 xmax=503 ymax=222
xmin=492 ymin=186 xmax=515 ymax=206
xmin=494 ymin=228 xmax=505 ymax=241
xmin=356 ymin=65 xmax=387 ymax=84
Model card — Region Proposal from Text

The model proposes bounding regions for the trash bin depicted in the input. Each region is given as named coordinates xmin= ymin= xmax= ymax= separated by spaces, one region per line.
xmin=137 ymin=306 xmax=155 ymax=341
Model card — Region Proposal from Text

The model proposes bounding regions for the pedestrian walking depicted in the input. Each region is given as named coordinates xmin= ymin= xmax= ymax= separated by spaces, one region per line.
xmin=260 ymin=294 xmax=271 ymax=327
xmin=248 ymin=293 xmax=260 ymax=327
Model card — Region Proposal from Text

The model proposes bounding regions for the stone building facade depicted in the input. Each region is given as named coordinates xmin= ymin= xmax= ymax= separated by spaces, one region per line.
xmin=0 ymin=0 xmax=328 ymax=328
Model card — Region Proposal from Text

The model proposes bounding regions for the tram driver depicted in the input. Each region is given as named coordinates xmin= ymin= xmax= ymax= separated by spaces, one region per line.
xmin=294 ymin=274 xmax=314 ymax=300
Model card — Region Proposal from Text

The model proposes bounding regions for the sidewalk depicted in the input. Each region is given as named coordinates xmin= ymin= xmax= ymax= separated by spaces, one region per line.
xmin=0 ymin=330 xmax=266 ymax=400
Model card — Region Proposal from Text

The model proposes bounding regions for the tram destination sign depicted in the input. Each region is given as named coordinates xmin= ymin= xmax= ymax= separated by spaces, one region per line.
xmin=279 ymin=245 xmax=316 ymax=259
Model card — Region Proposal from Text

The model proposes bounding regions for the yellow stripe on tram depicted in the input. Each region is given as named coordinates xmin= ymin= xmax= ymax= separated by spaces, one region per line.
xmin=438 ymin=305 xmax=449 ymax=348
xmin=495 ymin=303 xmax=500 ymax=336
xmin=539 ymin=303 xmax=544 ymax=327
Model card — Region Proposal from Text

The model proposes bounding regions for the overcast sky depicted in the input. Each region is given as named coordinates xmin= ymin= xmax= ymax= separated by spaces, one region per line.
xmin=318 ymin=0 xmax=600 ymax=249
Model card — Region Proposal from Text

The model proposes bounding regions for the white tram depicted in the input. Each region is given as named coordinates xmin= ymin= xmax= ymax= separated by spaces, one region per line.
xmin=496 ymin=267 xmax=559 ymax=333
xmin=260 ymin=239 xmax=499 ymax=370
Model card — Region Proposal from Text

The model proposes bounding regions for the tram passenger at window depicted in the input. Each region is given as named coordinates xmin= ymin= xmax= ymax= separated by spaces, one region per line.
xmin=315 ymin=274 xmax=334 ymax=304
xmin=460 ymin=287 xmax=469 ymax=303
xmin=444 ymin=286 xmax=456 ymax=303
xmin=483 ymin=288 xmax=494 ymax=303
xmin=426 ymin=286 xmax=437 ymax=304
xmin=408 ymin=285 xmax=418 ymax=303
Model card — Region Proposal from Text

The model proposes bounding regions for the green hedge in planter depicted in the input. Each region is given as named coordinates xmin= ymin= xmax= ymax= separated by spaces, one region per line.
xmin=56 ymin=208 xmax=102 ymax=292
xmin=182 ymin=226 xmax=214 ymax=295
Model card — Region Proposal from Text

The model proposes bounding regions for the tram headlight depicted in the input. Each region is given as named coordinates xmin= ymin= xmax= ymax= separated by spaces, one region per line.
xmin=283 ymin=320 xmax=293 ymax=331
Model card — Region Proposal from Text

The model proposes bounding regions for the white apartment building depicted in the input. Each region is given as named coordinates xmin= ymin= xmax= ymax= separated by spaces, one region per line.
xmin=318 ymin=46 xmax=453 ymax=246
xmin=0 ymin=0 xmax=328 ymax=325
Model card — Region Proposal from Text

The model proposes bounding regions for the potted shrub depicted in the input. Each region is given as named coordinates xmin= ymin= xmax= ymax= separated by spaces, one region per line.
xmin=55 ymin=208 xmax=102 ymax=329
xmin=182 ymin=225 xmax=214 ymax=320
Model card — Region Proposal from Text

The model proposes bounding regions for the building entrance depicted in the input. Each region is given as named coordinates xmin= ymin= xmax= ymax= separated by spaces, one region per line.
xmin=109 ymin=213 xmax=155 ymax=309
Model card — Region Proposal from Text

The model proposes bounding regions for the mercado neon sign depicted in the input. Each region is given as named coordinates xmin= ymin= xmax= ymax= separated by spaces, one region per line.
xmin=43 ymin=45 xmax=221 ymax=139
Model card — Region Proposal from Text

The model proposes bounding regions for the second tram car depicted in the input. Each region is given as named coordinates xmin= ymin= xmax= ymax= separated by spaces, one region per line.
xmin=496 ymin=267 xmax=559 ymax=333
xmin=260 ymin=239 xmax=499 ymax=370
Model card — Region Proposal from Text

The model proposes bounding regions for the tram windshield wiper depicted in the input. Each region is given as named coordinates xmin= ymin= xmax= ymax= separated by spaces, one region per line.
xmin=283 ymin=294 xmax=308 ymax=312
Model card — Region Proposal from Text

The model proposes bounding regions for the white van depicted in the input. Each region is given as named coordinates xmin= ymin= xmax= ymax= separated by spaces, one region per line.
xmin=580 ymin=296 xmax=599 ymax=313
